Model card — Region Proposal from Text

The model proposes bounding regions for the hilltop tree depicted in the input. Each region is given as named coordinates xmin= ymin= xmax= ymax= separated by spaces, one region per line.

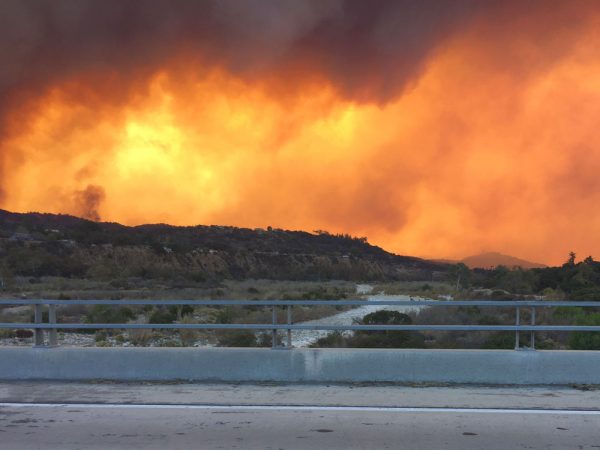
xmin=449 ymin=263 xmax=472 ymax=291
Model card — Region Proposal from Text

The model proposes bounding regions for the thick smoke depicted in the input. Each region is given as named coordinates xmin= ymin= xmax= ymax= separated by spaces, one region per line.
xmin=0 ymin=0 xmax=482 ymax=117
xmin=0 ymin=0 xmax=485 ymax=201
xmin=1 ymin=0 xmax=599 ymax=263
xmin=73 ymin=184 xmax=105 ymax=221
xmin=0 ymin=0 xmax=584 ymax=172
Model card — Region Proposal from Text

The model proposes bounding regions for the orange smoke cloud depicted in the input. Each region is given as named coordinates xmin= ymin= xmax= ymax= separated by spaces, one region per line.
xmin=1 ymin=1 xmax=600 ymax=266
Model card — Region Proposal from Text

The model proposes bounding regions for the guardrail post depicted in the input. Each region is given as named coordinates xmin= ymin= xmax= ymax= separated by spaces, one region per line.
xmin=34 ymin=304 xmax=44 ymax=347
xmin=530 ymin=306 xmax=536 ymax=350
xmin=48 ymin=304 xmax=58 ymax=347
xmin=514 ymin=306 xmax=520 ymax=350
xmin=286 ymin=305 xmax=293 ymax=349
xmin=272 ymin=306 xmax=277 ymax=349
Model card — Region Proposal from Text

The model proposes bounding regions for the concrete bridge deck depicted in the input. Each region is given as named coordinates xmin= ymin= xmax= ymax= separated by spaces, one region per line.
xmin=1 ymin=382 xmax=599 ymax=449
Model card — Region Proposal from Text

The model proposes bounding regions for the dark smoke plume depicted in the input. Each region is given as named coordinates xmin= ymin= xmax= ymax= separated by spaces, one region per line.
xmin=0 ymin=0 xmax=488 ymax=200
xmin=0 ymin=0 xmax=483 ymax=113
xmin=0 ymin=0 xmax=592 ymax=212
xmin=0 ymin=0 xmax=592 ymax=122
xmin=73 ymin=184 xmax=105 ymax=221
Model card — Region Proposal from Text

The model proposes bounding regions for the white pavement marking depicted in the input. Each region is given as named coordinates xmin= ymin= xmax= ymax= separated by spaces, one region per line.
xmin=2 ymin=402 xmax=600 ymax=415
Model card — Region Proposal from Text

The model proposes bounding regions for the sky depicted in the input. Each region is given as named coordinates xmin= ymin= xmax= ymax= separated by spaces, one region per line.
xmin=0 ymin=0 xmax=599 ymax=265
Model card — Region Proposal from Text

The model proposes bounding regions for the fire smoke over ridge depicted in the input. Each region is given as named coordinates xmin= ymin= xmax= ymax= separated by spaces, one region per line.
xmin=1 ymin=0 xmax=599 ymax=265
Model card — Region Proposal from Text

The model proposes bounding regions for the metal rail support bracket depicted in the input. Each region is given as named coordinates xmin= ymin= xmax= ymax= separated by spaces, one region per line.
xmin=286 ymin=305 xmax=293 ymax=349
xmin=530 ymin=306 xmax=536 ymax=350
xmin=515 ymin=306 xmax=520 ymax=350
xmin=48 ymin=304 xmax=58 ymax=347
xmin=272 ymin=306 xmax=277 ymax=349
xmin=33 ymin=304 xmax=44 ymax=347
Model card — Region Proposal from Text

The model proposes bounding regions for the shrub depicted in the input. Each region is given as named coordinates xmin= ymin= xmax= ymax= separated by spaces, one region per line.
xmin=256 ymin=332 xmax=282 ymax=347
xmin=149 ymin=307 xmax=177 ymax=324
xmin=180 ymin=305 xmax=194 ymax=317
xmin=569 ymin=333 xmax=600 ymax=350
xmin=217 ymin=330 xmax=257 ymax=347
xmin=85 ymin=305 xmax=135 ymax=324
xmin=127 ymin=320 xmax=153 ymax=346
xmin=301 ymin=287 xmax=347 ymax=300
xmin=482 ymin=333 xmax=514 ymax=349
xmin=0 ymin=329 xmax=16 ymax=339
xmin=215 ymin=307 xmax=235 ymax=324
xmin=311 ymin=331 xmax=346 ymax=348
xmin=186 ymin=270 xmax=206 ymax=283
xmin=568 ymin=313 xmax=600 ymax=349
xmin=15 ymin=329 xmax=34 ymax=339
xmin=179 ymin=315 xmax=199 ymax=346
xmin=95 ymin=331 xmax=108 ymax=342
xmin=315 ymin=311 xmax=425 ymax=349
xmin=477 ymin=315 xmax=500 ymax=325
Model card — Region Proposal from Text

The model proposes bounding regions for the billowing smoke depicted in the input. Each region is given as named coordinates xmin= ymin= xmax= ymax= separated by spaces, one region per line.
xmin=0 ymin=0 xmax=482 ymax=201
xmin=73 ymin=184 xmax=105 ymax=221
xmin=0 ymin=0 xmax=483 ymax=121
xmin=1 ymin=0 xmax=599 ymax=264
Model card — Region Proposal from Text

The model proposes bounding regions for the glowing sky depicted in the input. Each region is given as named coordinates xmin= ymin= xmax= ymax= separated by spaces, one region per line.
xmin=1 ymin=0 xmax=599 ymax=265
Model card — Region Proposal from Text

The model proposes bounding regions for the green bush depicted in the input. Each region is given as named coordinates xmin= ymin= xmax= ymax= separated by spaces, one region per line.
xmin=217 ymin=330 xmax=257 ymax=347
xmin=569 ymin=313 xmax=600 ymax=349
xmin=553 ymin=306 xmax=584 ymax=319
xmin=568 ymin=333 xmax=600 ymax=350
xmin=478 ymin=315 xmax=500 ymax=325
xmin=149 ymin=307 xmax=177 ymax=324
xmin=95 ymin=331 xmax=108 ymax=342
xmin=215 ymin=307 xmax=235 ymax=324
xmin=85 ymin=305 xmax=135 ymax=324
xmin=482 ymin=333 xmax=515 ymax=349
xmin=316 ymin=311 xmax=425 ymax=349
xmin=0 ymin=329 xmax=16 ymax=339
xmin=180 ymin=305 xmax=194 ymax=317
xmin=311 ymin=331 xmax=346 ymax=348
xmin=300 ymin=286 xmax=348 ymax=300
xmin=186 ymin=270 xmax=206 ymax=283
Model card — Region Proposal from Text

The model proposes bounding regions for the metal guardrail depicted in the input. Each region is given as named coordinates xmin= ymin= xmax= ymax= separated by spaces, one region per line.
xmin=1 ymin=299 xmax=599 ymax=349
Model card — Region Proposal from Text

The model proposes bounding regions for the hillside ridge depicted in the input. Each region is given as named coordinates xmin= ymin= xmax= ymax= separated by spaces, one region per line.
xmin=0 ymin=209 xmax=447 ymax=282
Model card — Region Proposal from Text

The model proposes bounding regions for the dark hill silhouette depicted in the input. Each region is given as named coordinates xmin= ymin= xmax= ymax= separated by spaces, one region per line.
xmin=0 ymin=209 xmax=447 ymax=282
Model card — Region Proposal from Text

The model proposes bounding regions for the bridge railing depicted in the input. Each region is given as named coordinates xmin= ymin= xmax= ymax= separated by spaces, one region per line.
xmin=1 ymin=299 xmax=599 ymax=349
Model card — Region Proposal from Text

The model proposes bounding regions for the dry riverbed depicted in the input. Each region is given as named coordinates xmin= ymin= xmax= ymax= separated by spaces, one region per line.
xmin=0 ymin=284 xmax=443 ymax=348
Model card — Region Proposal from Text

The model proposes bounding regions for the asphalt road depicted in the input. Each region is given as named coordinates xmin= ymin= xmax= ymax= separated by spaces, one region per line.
xmin=1 ymin=382 xmax=600 ymax=449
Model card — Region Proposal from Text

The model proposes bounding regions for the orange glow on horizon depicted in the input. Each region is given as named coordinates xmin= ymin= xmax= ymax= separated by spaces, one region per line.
xmin=2 ymin=15 xmax=600 ymax=266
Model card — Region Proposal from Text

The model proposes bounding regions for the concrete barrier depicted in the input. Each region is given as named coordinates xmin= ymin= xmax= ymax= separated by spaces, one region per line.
xmin=1 ymin=347 xmax=599 ymax=384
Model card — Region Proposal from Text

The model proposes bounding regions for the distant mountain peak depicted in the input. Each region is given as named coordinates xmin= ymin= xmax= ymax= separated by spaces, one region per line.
xmin=461 ymin=251 xmax=546 ymax=269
